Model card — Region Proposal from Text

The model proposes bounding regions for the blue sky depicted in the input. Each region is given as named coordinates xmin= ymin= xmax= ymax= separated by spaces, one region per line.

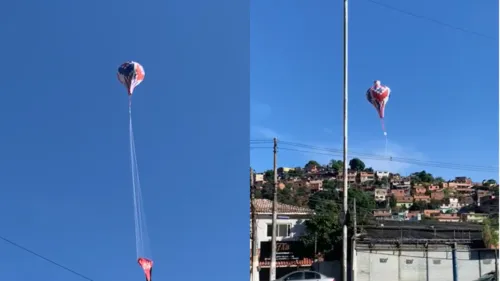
xmin=0 ymin=0 xmax=249 ymax=281
xmin=251 ymin=0 xmax=499 ymax=182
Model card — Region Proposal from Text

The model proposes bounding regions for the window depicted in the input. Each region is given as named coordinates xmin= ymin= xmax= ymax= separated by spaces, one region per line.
xmin=304 ymin=271 xmax=321 ymax=279
xmin=284 ymin=272 xmax=304 ymax=281
xmin=266 ymin=224 xmax=291 ymax=237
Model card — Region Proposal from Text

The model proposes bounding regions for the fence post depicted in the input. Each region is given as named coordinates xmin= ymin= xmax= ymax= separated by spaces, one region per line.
xmin=452 ymin=243 xmax=458 ymax=281
xmin=478 ymin=250 xmax=482 ymax=277
xmin=425 ymin=244 xmax=429 ymax=281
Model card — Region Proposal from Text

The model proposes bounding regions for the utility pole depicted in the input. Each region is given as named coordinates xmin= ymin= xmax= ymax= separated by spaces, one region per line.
xmin=250 ymin=167 xmax=259 ymax=281
xmin=342 ymin=0 xmax=349 ymax=280
xmin=270 ymin=138 xmax=278 ymax=281
xmin=351 ymin=199 xmax=357 ymax=281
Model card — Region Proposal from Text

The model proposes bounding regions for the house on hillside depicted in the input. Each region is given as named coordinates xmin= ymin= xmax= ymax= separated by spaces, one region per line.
xmin=431 ymin=191 xmax=445 ymax=201
xmin=359 ymin=171 xmax=375 ymax=183
xmin=375 ymin=171 xmax=390 ymax=179
xmin=479 ymin=196 xmax=499 ymax=214
xmin=254 ymin=173 xmax=264 ymax=184
xmin=337 ymin=171 xmax=356 ymax=184
xmin=414 ymin=195 xmax=431 ymax=203
xmin=412 ymin=186 xmax=426 ymax=195
xmin=306 ymin=180 xmax=323 ymax=192
xmin=374 ymin=188 xmax=388 ymax=202
xmin=394 ymin=196 xmax=413 ymax=208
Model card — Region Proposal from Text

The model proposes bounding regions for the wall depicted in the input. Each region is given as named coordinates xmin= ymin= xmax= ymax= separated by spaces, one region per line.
xmin=355 ymin=245 xmax=497 ymax=281
xmin=256 ymin=217 xmax=307 ymax=242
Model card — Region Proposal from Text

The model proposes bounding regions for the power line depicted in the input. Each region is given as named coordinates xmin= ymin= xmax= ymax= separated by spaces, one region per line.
xmin=250 ymin=140 xmax=498 ymax=173
xmin=363 ymin=0 xmax=495 ymax=41
xmin=0 ymin=235 xmax=95 ymax=281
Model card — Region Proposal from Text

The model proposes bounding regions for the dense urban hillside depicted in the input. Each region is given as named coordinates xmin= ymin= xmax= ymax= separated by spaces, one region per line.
xmin=250 ymin=157 xmax=499 ymax=256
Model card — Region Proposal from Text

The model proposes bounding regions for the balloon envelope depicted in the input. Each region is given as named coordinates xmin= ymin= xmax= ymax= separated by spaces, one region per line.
xmin=117 ymin=61 xmax=145 ymax=95
xmin=366 ymin=81 xmax=390 ymax=118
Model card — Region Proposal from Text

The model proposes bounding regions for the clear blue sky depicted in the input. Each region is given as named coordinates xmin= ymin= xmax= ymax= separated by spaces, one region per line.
xmin=0 ymin=0 xmax=249 ymax=281
xmin=251 ymin=0 xmax=499 ymax=182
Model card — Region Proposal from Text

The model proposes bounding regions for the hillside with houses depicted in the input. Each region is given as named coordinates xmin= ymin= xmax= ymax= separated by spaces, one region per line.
xmin=252 ymin=158 xmax=499 ymax=223
xmin=250 ymin=158 xmax=499 ymax=280
xmin=251 ymin=158 xmax=499 ymax=254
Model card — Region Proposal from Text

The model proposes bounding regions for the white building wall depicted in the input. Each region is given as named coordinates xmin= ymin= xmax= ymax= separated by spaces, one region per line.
xmin=249 ymin=217 xmax=309 ymax=249
xmin=256 ymin=218 xmax=307 ymax=242
xmin=376 ymin=171 xmax=390 ymax=178
xmin=356 ymin=249 xmax=497 ymax=281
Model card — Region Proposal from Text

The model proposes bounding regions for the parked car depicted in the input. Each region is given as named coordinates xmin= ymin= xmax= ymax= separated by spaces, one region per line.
xmin=274 ymin=270 xmax=335 ymax=281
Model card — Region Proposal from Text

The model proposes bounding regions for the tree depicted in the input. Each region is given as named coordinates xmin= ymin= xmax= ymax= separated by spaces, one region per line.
xmin=364 ymin=167 xmax=374 ymax=172
xmin=428 ymin=199 xmax=441 ymax=209
xmin=483 ymin=179 xmax=497 ymax=187
xmin=410 ymin=171 xmax=434 ymax=184
xmin=305 ymin=160 xmax=321 ymax=170
xmin=278 ymin=185 xmax=295 ymax=205
xmin=329 ymin=160 xmax=343 ymax=173
xmin=409 ymin=201 xmax=428 ymax=211
xmin=294 ymin=186 xmax=310 ymax=207
xmin=322 ymin=180 xmax=337 ymax=190
xmin=389 ymin=196 xmax=397 ymax=208
xmin=259 ymin=182 xmax=274 ymax=200
xmin=483 ymin=218 xmax=499 ymax=249
xmin=434 ymin=177 xmax=445 ymax=184
xmin=288 ymin=168 xmax=304 ymax=178
xmin=347 ymin=188 xmax=376 ymax=224
xmin=301 ymin=201 xmax=342 ymax=255
xmin=349 ymin=158 xmax=365 ymax=171
xmin=443 ymin=188 xmax=451 ymax=198
xmin=380 ymin=176 xmax=389 ymax=186
xmin=308 ymin=187 xmax=339 ymax=210
xmin=263 ymin=170 xmax=274 ymax=182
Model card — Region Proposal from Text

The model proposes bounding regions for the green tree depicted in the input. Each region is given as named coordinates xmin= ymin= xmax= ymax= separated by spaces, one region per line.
xmin=329 ymin=160 xmax=343 ymax=173
xmin=483 ymin=179 xmax=497 ymax=187
xmin=308 ymin=187 xmax=339 ymax=210
xmin=260 ymin=182 xmax=274 ymax=200
xmin=288 ymin=167 xmax=304 ymax=178
xmin=263 ymin=170 xmax=274 ymax=182
xmin=428 ymin=199 xmax=441 ymax=209
xmin=347 ymin=188 xmax=376 ymax=224
xmin=278 ymin=185 xmax=295 ymax=205
xmin=411 ymin=171 xmax=434 ymax=184
xmin=305 ymin=160 xmax=321 ymax=170
xmin=294 ymin=186 xmax=310 ymax=207
xmin=364 ymin=167 xmax=374 ymax=172
xmin=322 ymin=180 xmax=337 ymax=190
xmin=434 ymin=177 xmax=445 ymax=184
xmin=483 ymin=218 xmax=499 ymax=249
xmin=443 ymin=188 xmax=451 ymax=198
xmin=349 ymin=158 xmax=365 ymax=171
xmin=389 ymin=196 xmax=397 ymax=208
xmin=301 ymin=201 xmax=342 ymax=254
xmin=409 ymin=201 xmax=428 ymax=211
xmin=380 ymin=176 xmax=389 ymax=186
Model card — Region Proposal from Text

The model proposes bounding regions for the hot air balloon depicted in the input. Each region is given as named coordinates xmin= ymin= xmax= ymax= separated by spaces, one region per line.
xmin=117 ymin=61 xmax=145 ymax=95
xmin=117 ymin=61 xmax=153 ymax=281
xmin=366 ymin=80 xmax=390 ymax=135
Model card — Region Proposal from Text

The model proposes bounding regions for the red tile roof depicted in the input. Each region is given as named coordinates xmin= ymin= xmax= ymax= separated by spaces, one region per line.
xmin=253 ymin=199 xmax=314 ymax=215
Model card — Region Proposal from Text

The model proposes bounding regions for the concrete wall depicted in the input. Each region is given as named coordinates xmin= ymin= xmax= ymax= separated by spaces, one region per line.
xmin=355 ymin=246 xmax=497 ymax=281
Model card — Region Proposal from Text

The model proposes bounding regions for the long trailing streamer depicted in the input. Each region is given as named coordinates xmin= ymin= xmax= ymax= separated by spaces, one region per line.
xmin=128 ymin=97 xmax=152 ymax=259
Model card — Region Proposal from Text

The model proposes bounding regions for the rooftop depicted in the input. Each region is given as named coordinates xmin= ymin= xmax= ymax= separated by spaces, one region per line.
xmin=252 ymin=199 xmax=314 ymax=215
xmin=358 ymin=220 xmax=484 ymax=245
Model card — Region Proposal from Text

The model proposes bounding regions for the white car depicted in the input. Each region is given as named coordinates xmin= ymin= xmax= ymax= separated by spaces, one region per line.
xmin=274 ymin=270 xmax=335 ymax=281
